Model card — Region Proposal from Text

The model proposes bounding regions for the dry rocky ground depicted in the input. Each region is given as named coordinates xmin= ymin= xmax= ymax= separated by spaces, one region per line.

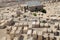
xmin=0 ymin=2 xmax=60 ymax=40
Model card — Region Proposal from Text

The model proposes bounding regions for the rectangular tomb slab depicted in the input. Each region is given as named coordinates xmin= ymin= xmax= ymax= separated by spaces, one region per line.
xmin=10 ymin=27 xmax=17 ymax=38
xmin=23 ymin=27 xmax=28 ymax=34
xmin=27 ymin=29 xmax=32 ymax=36
xmin=15 ymin=27 xmax=22 ymax=36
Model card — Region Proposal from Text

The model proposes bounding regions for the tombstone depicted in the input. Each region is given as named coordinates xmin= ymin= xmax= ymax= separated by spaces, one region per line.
xmin=23 ymin=27 xmax=28 ymax=34
xmin=38 ymin=31 xmax=43 ymax=40
xmin=43 ymin=33 xmax=49 ymax=40
xmin=10 ymin=27 xmax=17 ymax=39
xmin=27 ymin=30 xmax=32 ymax=37
xmin=15 ymin=27 xmax=22 ymax=36
xmin=49 ymin=33 xmax=54 ymax=40
xmin=32 ymin=30 xmax=37 ymax=40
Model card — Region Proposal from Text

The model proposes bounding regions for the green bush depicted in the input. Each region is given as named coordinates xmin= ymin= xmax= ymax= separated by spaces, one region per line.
xmin=33 ymin=13 xmax=37 ymax=16
xmin=40 ymin=9 xmax=46 ymax=13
